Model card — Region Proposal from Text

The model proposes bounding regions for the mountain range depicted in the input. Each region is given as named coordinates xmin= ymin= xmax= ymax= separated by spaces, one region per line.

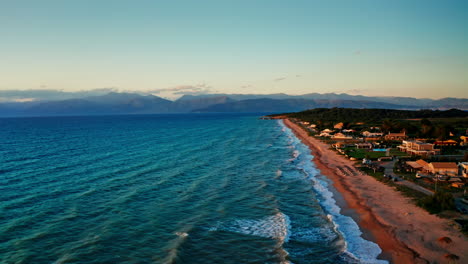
xmin=0 ymin=92 xmax=466 ymax=117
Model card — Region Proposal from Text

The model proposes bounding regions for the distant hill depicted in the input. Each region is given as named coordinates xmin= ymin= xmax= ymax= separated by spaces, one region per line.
xmin=0 ymin=91 xmax=466 ymax=117
xmin=178 ymin=93 xmax=468 ymax=110
xmin=193 ymin=98 xmax=417 ymax=113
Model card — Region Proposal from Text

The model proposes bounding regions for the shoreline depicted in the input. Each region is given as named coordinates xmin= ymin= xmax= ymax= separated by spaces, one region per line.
xmin=283 ymin=118 xmax=467 ymax=264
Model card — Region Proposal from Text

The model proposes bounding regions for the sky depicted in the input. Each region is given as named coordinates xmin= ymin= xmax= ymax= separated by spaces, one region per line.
xmin=0 ymin=0 xmax=467 ymax=100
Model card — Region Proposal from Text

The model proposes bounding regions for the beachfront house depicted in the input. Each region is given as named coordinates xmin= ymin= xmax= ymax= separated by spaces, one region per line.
xmin=459 ymin=162 xmax=468 ymax=178
xmin=384 ymin=131 xmax=407 ymax=141
xmin=397 ymin=140 xmax=440 ymax=157
xmin=428 ymin=162 xmax=458 ymax=176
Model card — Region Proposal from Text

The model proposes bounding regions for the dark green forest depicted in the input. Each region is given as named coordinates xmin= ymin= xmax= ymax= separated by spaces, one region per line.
xmin=272 ymin=108 xmax=468 ymax=139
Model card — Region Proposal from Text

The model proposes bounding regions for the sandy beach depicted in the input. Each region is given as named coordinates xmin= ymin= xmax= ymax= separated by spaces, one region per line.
xmin=283 ymin=119 xmax=468 ymax=264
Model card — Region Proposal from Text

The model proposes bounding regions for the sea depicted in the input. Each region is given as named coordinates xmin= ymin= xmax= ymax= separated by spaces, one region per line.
xmin=0 ymin=113 xmax=387 ymax=264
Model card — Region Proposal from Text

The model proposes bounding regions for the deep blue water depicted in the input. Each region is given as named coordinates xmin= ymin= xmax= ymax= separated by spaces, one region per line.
xmin=0 ymin=114 xmax=386 ymax=263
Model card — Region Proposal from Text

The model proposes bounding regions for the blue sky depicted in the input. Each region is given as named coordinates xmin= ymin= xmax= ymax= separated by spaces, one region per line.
xmin=0 ymin=0 xmax=467 ymax=99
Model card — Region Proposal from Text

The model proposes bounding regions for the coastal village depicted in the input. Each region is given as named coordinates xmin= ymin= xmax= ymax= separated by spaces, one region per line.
xmin=297 ymin=119 xmax=468 ymax=210
xmin=270 ymin=108 xmax=468 ymax=263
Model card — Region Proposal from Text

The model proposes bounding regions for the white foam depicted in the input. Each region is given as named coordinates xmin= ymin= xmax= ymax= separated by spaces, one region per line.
xmin=276 ymin=169 xmax=283 ymax=178
xmin=278 ymin=120 xmax=388 ymax=264
xmin=210 ymin=212 xmax=291 ymax=244
xmin=175 ymin=232 xmax=188 ymax=238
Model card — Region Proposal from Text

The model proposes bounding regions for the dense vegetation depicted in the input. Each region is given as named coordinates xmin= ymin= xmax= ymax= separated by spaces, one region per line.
xmin=274 ymin=108 xmax=468 ymax=140
xmin=277 ymin=108 xmax=468 ymax=124
xmin=417 ymin=191 xmax=456 ymax=214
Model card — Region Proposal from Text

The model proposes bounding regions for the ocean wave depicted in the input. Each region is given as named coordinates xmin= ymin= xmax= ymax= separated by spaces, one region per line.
xmin=278 ymin=120 xmax=388 ymax=264
xmin=209 ymin=212 xmax=291 ymax=244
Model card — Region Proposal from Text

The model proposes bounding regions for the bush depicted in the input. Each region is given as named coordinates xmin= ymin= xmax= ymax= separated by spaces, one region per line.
xmin=417 ymin=191 xmax=455 ymax=214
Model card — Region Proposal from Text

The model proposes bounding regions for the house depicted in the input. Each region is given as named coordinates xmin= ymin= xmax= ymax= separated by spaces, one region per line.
xmin=397 ymin=140 xmax=440 ymax=157
xmin=385 ymin=131 xmax=407 ymax=140
xmin=434 ymin=140 xmax=458 ymax=147
xmin=451 ymin=182 xmax=465 ymax=188
xmin=309 ymin=124 xmax=317 ymax=128
xmin=333 ymin=133 xmax=353 ymax=140
xmin=428 ymin=162 xmax=458 ymax=176
xmin=334 ymin=122 xmax=344 ymax=130
xmin=406 ymin=159 xmax=430 ymax=172
xmin=459 ymin=162 xmax=468 ymax=178
xmin=355 ymin=142 xmax=373 ymax=149
xmin=364 ymin=137 xmax=381 ymax=142
xmin=342 ymin=129 xmax=355 ymax=133
xmin=321 ymin=129 xmax=334 ymax=133
xmin=362 ymin=131 xmax=383 ymax=137
xmin=319 ymin=132 xmax=332 ymax=137
xmin=460 ymin=136 xmax=468 ymax=146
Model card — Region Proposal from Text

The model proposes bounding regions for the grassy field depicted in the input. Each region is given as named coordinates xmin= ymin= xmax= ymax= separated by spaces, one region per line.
xmin=344 ymin=148 xmax=386 ymax=160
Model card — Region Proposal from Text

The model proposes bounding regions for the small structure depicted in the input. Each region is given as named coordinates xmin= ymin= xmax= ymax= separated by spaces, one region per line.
xmin=459 ymin=162 xmax=468 ymax=178
xmin=322 ymin=128 xmax=334 ymax=133
xmin=460 ymin=136 xmax=468 ymax=146
xmin=309 ymin=124 xmax=317 ymax=128
xmin=319 ymin=132 xmax=332 ymax=137
xmin=385 ymin=131 xmax=407 ymax=141
xmin=355 ymin=142 xmax=373 ymax=149
xmin=434 ymin=140 xmax=457 ymax=147
xmin=451 ymin=182 xmax=465 ymax=188
xmin=428 ymin=162 xmax=458 ymax=176
xmin=334 ymin=122 xmax=344 ymax=130
xmin=362 ymin=131 xmax=383 ymax=137
xmin=333 ymin=133 xmax=353 ymax=140
xmin=342 ymin=129 xmax=354 ymax=133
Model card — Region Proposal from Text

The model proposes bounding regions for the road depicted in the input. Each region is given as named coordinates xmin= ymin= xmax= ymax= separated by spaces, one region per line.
xmin=381 ymin=160 xmax=434 ymax=196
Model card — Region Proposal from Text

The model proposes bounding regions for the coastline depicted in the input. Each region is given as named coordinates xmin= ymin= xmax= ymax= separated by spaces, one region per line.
xmin=283 ymin=118 xmax=467 ymax=264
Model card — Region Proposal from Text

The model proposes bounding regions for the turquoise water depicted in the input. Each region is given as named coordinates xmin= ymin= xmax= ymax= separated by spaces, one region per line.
xmin=372 ymin=149 xmax=388 ymax=152
xmin=0 ymin=114 xmax=386 ymax=263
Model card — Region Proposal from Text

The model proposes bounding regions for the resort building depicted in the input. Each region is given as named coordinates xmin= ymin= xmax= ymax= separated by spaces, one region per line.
xmin=428 ymin=162 xmax=458 ymax=176
xmin=397 ymin=140 xmax=440 ymax=157
xmin=459 ymin=162 xmax=468 ymax=178
xmin=385 ymin=131 xmax=407 ymax=141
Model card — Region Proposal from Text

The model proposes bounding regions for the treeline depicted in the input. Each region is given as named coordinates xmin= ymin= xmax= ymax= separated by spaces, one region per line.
xmin=273 ymin=108 xmax=468 ymax=140
xmin=279 ymin=108 xmax=468 ymax=124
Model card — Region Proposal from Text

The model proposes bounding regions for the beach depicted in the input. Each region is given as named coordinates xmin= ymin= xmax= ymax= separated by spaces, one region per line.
xmin=283 ymin=119 xmax=468 ymax=264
